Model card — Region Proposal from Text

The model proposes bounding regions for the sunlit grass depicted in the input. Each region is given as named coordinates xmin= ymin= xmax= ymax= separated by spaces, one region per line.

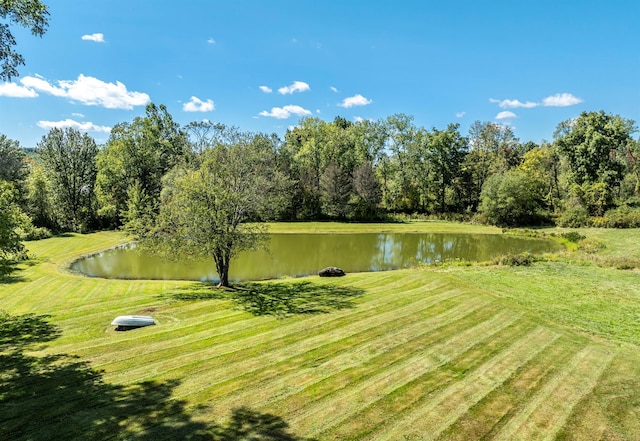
xmin=0 ymin=224 xmax=638 ymax=440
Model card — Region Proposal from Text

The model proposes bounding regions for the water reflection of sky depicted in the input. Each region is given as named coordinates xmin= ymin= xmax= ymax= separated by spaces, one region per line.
xmin=71 ymin=233 xmax=562 ymax=282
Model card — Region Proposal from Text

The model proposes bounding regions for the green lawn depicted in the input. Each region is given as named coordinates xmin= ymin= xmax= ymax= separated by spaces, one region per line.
xmin=1 ymin=223 xmax=639 ymax=440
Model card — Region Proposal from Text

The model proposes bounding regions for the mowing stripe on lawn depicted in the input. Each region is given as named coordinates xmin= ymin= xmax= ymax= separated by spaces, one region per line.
xmin=372 ymin=326 xmax=559 ymax=440
xmin=319 ymin=317 xmax=539 ymax=440
xmin=435 ymin=334 xmax=585 ymax=441
xmin=182 ymin=295 xmax=494 ymax=410
xmin=290 ymin=308 xmax=525 ymax=437
xmin=133 ymin=287 xmax=473 ymax=390
xmin=493 ymin=345 xmax=614 ymax=441
xmin=102 ymin=281 xmax=464 ymax=381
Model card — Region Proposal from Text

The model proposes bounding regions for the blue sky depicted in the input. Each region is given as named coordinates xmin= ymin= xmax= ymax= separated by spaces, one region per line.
xmin=1 ymin=0 xmax=639 ymax=147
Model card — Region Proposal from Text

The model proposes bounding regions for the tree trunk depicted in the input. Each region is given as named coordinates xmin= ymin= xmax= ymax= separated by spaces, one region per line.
xmin=218 ymin=265 xmax=229 ymax=288
xmin=214 ymin=250 xmax=231 ymax=288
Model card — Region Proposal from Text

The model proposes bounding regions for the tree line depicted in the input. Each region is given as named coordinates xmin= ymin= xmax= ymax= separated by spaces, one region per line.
xmin=1 ymin=104 xmax=640 ymax=265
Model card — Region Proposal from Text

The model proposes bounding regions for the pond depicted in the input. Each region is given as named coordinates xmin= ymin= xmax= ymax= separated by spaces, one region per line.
xmin=70 ymin=233 xmax=562 ymax=282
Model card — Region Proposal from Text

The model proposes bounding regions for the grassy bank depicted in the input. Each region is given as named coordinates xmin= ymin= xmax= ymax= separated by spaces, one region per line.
xmin=1 ymin=222 xmax=638 ymax=440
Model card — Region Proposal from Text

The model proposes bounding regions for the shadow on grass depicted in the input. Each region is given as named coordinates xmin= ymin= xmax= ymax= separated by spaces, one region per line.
xmin=169 ymin=281 xmax=365 ymax=318
xmin=0 ymin=311 xmax=61 ymax=348
xmin=0 ymin=312 xmax=313 ymax=440
xmin=0 ymin=260 xmax=25 ymax=284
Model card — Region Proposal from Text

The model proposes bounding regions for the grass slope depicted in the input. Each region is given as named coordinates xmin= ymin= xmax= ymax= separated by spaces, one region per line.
xmin=0 ymin=223 xmax=638 ymax=440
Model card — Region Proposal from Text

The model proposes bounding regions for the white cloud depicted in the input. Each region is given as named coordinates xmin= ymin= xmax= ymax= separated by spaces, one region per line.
xmin=330 ymin=86 xmax=338 ymax=93
xmin=489 ymin=93 xmax=582 ymax=109
xmin=542 ymin=93 xmax=583 ymax=107
xmin=0 ymin=82 xmax=38 ymax=97
xmin=72 ymin=112 xmax=84 ymax=118
xmin=20 ymin=74 xmax=150 ymax=109
xmin=495 ymin=111 xmax=517 ymax=120
xmin=259 ymin=105 xmax=312 ymax=119
xmin=207 ymin=37 xmax=216 ymax=44
xmin=316 ymin=109 xmax=321 ymax=114
xmin=259 ymin=85 xmax=272 ymax=93
xmin=81 ymin=33 xmax=104 ymax=43
xmin=489 ymin=98 xmax=538 ymax=109
xmin=183 ymin=96 xmax=215 ymax=112
xmin=338 ymin=94 xmax=372 ymax=108
xmin=37 ymin=119 xmax=111 ymax=133
xmin=278 ymin=81 xmax=310 ymax=95
xmin=20 ymin=76 xmax=65 ymax=96
xmin=354 ymin=116 xmax=364 ymax=122
xmin=456 ymin=111 xmax=466 ymax=118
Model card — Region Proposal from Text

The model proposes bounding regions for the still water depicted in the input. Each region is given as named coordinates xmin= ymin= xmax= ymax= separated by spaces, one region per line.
xmin=71 ymin=233 xmax=561 ymax=282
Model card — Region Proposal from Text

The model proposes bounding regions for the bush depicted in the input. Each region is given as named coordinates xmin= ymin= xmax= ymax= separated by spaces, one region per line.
xmin=493 ymin=252 xmax=534 ymax=266
xmin=556 ymin=205 xmax=589 ymax=227
xmin=577 ymin=238 xmax=606 ymax=254
xmin=560 ymin=231 xmax=586 ymax=243
xmin=19 ymin=226 xmax=52 ymax=241
xmin=600 ymin=206 xmax=640 ymax=228
xmin=479 ymin=170 xmax=549 ymax=227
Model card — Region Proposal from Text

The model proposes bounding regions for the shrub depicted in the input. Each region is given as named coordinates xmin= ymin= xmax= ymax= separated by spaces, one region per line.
xmin=19 ymin=226 xmax=52 ymax=241
xmin=600 ymin=206 xmax=640 ymax=228
xmin=493 ymin=252 xmax=534 ymax=266
xmin=560 ymin=231 xmax=586 ymax=243
xmin=556 ymin=205 xmax=589 ymax=227
xmin=577 ymin=238 xmax=606 ymax=254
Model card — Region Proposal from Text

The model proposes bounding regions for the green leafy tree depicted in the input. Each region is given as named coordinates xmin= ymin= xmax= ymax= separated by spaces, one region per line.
xmin=352 ymin=161 xmax=381 ymax=219
xmin=427 ymin=124 xmax=468 ymax=213
xmin=555 ymin=111 xmax=636 ymax=215
xmin=95 ymin=103 xmax=190 ymax=226
xmin=25 ymin=162 xmax=55 ymax=229
xmin=0 ymin=0 xmax=49 ymax=81
xmin=142 ymin=132 xmax=290 ymax=287
xmin=479 ymin=169 xmax=549 ymax=227
xmin=623 ymin=138 xmax=640 ymax=196
xmin=464 ymin=121 xmax=520 ymax=210
xmin=320 ymin=161 xmax=352 ymax=218
xmin=382 ymin=113 xmax=420 ymax=211
xmin=37 ymin=128 xmax=98 ymax=231
xmin=0 ymin=181 xmax=26 ymax=264
xmin=520 ymin=143 xmax=563 ymax=213
xmin=0 ymin=134 xmax=28 ymax=185
xmin=0 ymin=134 xmax=29 ymax=207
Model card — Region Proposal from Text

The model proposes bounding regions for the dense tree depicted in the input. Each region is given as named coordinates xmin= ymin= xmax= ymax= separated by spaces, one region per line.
xmin=464 ymin=121 xmax=520 ymax=210
xmin=0 ymin=181 xmax=26 ymax=263
xmin=555 ymin=111 xmax=634 ymax=186
xmin=37 ymin=128 xmax=98 ymax=231
xmin=381 ymin=114 xmax=420 ymax=211
xmin=479 ymin=169 xmax=549 ymax=227
xmin=320 ymin=161 xmax=352 ymax=218
xmin=0 ymin=134 xmax=29 ymax=207
xmin=25 ymin=162 xmax=55 ymax=229
xmin=623 ymin=138 xmax=640 ymax=196
xmin=519 ymin=143 xmax=563 ymax=213
xmin=555 ymin=111 xmax=636 ymax=215
xmin=0 ymin=134 xmax=28 ymax=185
xmin=283 ymin=118 xmax=351 ymax=218
xmin=352 ymin=161 xmax=382 ymax=219
xmin=142 ymin=131 xmax=290 ymax=287
xmin=0 ymin=0 xmax=49 ymax=81
xmin=95 ymin=103 xmax=190 ymax=226
xmin=427 ymin=124 xmax=468 ymax=213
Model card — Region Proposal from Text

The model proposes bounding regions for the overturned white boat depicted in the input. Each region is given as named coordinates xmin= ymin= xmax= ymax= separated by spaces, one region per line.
xmin=111 ymin=315 xmax=155 ymax=330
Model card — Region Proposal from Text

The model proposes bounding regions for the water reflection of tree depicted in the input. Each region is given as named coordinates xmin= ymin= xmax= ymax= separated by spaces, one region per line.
xmin=0 ymin=312 xmax=311 ymax=440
